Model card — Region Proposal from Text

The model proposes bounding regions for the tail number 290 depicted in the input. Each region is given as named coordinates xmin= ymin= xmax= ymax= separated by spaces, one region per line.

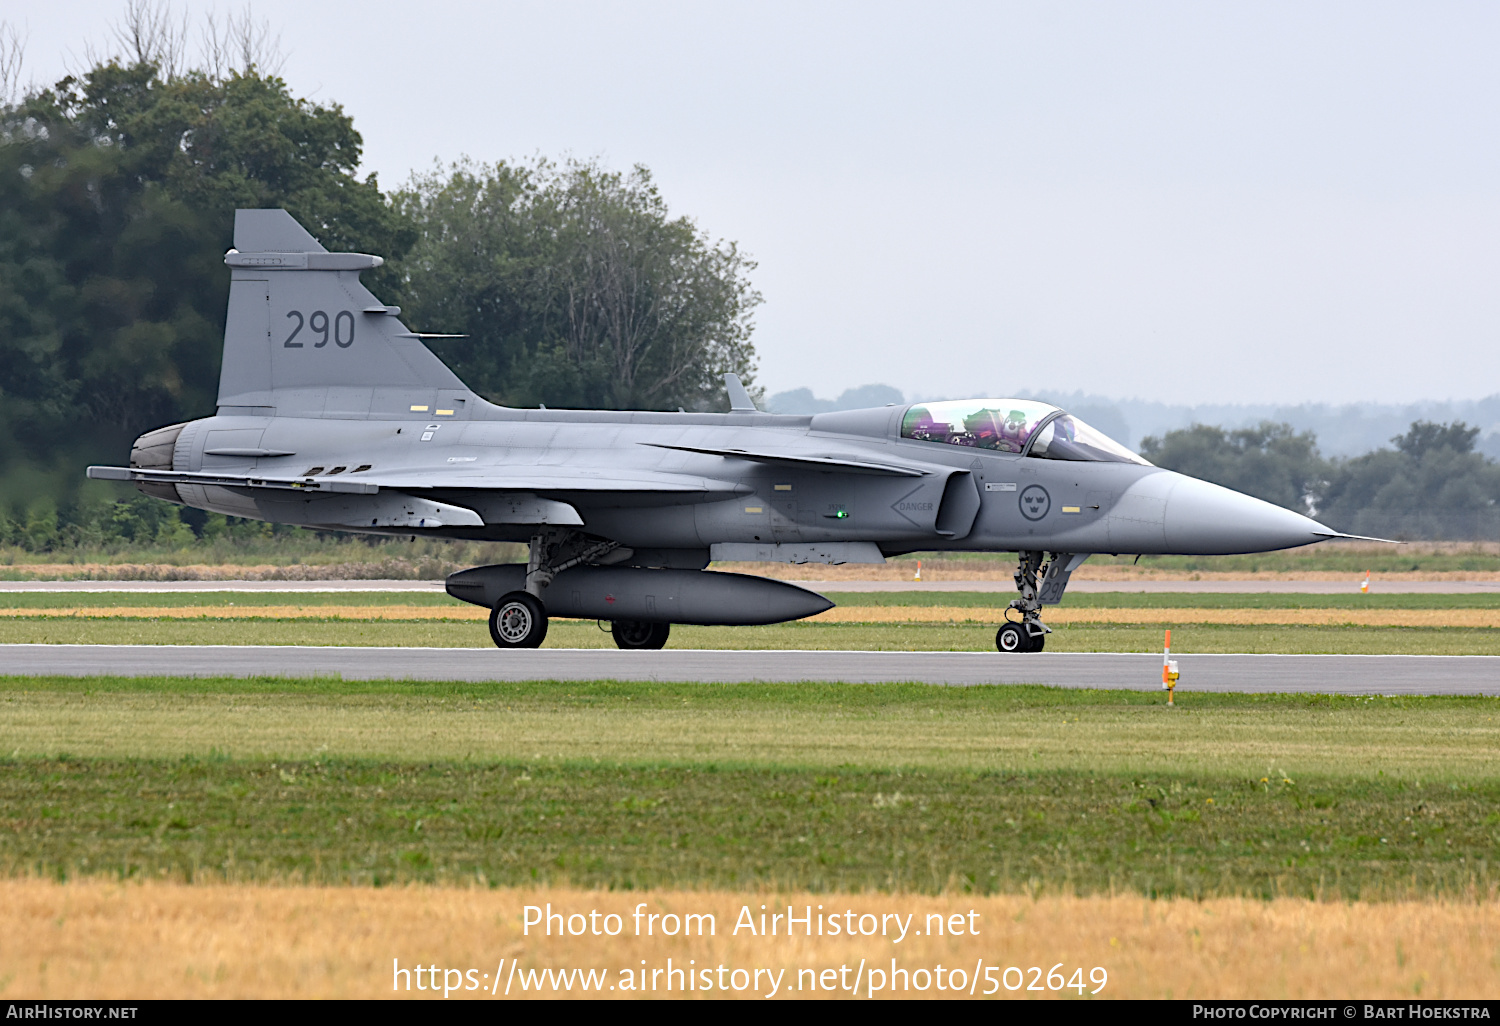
xmin=284 ymin=310 xmax=355 ymax=349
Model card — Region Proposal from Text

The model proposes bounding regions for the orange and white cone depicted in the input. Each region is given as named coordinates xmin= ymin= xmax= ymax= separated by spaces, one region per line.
xmin=1162 ymin=629 xmax=1171 ymax=691
xmin=1360 ymin=571 xmax=1370 ymax=594
xmin=913 ymin=560 xmax=922 ymax=582
xmin=1162 ymin=629 xmax=1180 ymax=705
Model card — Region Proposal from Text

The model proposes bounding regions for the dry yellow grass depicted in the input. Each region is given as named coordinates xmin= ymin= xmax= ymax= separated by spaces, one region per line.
xmin=11 ymin=604 xmax=1499 ymax=628
xmin=727 ymin=562 xmax=1500 ymax=584
xmin=808 ymin=606 xmax=1500 ymax=628
xmin=0 ymin=604 xmax=490 ymax=621
xmin=1 ymin=880 xmax=1496 ymax=999
xmin=1068 ymin=568 xmax=1500 ymax=583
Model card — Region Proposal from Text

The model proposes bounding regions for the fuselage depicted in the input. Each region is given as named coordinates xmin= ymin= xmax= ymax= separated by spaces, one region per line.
xmin=147 ymin=396 xmax=1333 ymax=559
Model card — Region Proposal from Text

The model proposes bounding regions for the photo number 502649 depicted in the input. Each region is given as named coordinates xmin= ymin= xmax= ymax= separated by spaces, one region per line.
xmin=285 ymin=310 xmax=355 ymax=349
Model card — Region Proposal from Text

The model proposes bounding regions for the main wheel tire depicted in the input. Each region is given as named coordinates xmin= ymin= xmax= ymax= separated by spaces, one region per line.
xmin=996 ymin=622 xmax=1032 ymax=653
xmin=611 ymin=620 xmax=671 ymax=650
xmin=489 ymin=591 xmax=548 ymax=648
xmin=1030 ymin=631 xmax=1046 ymax=652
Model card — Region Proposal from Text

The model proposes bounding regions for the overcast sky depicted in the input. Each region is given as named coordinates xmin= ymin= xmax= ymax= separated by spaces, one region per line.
xmin=14 ymin=1 xmax=1500 ymax=405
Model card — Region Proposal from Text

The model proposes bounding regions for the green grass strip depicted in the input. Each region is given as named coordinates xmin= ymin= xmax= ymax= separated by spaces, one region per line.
xmin=4 ymin=679 xmax=1497 ymax=781
xmin=3 ymin=757 xmax=1495 ymax=899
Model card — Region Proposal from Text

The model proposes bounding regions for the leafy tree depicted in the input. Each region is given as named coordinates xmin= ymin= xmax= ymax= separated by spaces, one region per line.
xmin=0 ymin=50 xmax=409 ymax=518
xmin=0 ymin=8 xmax=768 ymax=547
xmin=1319 ymin=421 xmax=1500 ymax=538
xmin=396 ymin=158 xmax=761 ymax=411
xmin=1139 ymin=422 xmax=1326 ymax=514
xmin=1391 ymin=420 xmax=1480 ymax=459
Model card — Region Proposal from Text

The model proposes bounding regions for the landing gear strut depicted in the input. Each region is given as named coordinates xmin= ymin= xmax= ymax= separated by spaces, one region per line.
xmin=995 ymin=550 xmax=1050 ymax=654
xmin=524 ymin=528 xmax=620 ymax=597
xmin=994 ymin=551 xmax=1088 ymax=654
xmin=488 ymin=528 xmax=622 ymax=651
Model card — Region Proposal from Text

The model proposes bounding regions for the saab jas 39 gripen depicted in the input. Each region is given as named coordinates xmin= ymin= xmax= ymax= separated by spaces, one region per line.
xmin=89 ymin=209 xmax=1372 ymax=652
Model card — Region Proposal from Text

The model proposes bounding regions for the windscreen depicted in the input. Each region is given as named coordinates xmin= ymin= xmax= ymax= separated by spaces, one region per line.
xmin=1028 ymin=415 xmax=1153 ymax=465
xmin=899 ymin=399 xmax=1059 ymax=453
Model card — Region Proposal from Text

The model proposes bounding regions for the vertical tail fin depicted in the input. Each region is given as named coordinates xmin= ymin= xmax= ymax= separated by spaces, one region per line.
xmin=218 ymin=209 xmax=476 ymax=419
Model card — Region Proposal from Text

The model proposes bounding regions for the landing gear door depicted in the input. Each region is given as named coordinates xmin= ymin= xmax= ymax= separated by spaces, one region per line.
xmin=1038 ymin=553 xmax=1091 ymax=605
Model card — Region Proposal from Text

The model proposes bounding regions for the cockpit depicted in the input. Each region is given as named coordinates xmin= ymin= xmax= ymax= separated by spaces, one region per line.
xmin=898 ymin=399 xmax=1151 ymax=465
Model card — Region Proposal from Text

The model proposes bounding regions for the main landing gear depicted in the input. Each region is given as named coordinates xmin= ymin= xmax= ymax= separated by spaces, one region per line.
xmin=487 ymin=528 xmax=674 ymax=651
xmin=993 ymin=551 xmax=1087 ymax=654
xmin=490 ymin=591 xmax=548 ymax=648
xmin=610 ymin=620 xmax=671 ymax=650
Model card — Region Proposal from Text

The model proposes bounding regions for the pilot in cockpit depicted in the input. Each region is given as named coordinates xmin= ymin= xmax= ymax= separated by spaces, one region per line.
xmin=964 ymin=409 xmax=1004 ymax=449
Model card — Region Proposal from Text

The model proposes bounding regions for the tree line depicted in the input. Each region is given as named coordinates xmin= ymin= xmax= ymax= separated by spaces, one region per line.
xmin=0 ymin=17 xmax=760 ymax=540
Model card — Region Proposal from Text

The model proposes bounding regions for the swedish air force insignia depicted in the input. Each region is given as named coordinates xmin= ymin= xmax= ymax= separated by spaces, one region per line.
xmin=1019 ymin=484 xmax=1050 ymax=520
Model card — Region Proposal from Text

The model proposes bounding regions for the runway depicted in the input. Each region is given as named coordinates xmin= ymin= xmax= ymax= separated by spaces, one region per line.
xmin=4 ymin=644 xmax=1496 ymax=695
xmin=3 ymin=579 xmax=1499 ymax=594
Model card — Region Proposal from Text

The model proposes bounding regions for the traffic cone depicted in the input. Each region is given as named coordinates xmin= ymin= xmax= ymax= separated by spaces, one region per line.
xmin=1360 ymin=571 xmax=1370 ymax=594
xmin=913 ymin=560 xmax=922 ymax=582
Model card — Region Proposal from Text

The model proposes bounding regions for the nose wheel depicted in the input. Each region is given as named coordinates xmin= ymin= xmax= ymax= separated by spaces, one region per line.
xmin=489 ymin=591 xmax=549 ymax=648
xmin=996 ymin=621 xmax=1045 ymax=653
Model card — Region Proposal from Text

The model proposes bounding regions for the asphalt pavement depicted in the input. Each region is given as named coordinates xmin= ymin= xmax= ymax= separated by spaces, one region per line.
xmin=3 ymin=645 xmax=1495 ymax=695
xmin=3 ymin=579 xmax=1498 ymax=594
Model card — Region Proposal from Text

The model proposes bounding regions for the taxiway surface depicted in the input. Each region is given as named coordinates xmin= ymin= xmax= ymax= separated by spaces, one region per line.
xmin=4 ymin=645 xmax=1495 ymax=695
xmin=3 ymin=579 xmax=1499 ymax=594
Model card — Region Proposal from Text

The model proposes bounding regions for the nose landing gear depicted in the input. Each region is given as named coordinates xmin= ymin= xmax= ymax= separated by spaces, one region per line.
xmin=995 ymin=550 xmax=1051 ymax=653
xmin=995 ymin=620 xmax=1043 ymax=653
xmin=994 ymin=551 xmax=1087 ymax=653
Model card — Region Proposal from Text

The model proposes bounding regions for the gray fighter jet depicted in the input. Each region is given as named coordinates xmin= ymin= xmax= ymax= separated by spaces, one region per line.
xmin=89 ymin=209 xmax=1372 ymax=652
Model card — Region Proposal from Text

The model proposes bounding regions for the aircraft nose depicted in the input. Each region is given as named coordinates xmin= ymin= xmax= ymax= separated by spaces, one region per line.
xmin=1161 ymin=472 xmax=1333 ymax=554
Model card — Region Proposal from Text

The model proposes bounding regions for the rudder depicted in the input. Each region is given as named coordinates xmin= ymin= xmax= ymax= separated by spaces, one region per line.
xmin=218 ymin=209 xmax=475 ymax=419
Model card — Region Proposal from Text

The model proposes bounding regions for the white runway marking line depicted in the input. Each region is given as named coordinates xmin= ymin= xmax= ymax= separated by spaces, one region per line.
xmin=3 ymin=643 xmax=1500 ymax=660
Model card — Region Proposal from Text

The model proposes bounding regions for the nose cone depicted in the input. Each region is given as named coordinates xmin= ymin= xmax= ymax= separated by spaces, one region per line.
xmin=1162 ymin=472 xmax=1332 ymax=554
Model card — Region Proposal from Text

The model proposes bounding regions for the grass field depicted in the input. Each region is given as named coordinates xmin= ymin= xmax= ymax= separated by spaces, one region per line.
xmin=3 ymin=618 xmax=1498 ymax=654
xmin=9 ymin=589 xmax=1500 ymax=610
xmin=6 ymin=586 xmax=1499 ymax=998
xmin=3 ymin=678 xmax=1498 ymax=899
xmin=3 ymin=589 xmax=1500 ymax=653
xmin=12 ymin=602 xmax=1500 ymax=627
